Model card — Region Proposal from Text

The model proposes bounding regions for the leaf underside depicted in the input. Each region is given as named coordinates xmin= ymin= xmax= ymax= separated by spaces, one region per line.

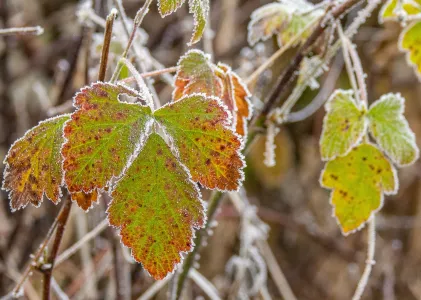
xmin=320 ymin=143 xmax=398 ymax=235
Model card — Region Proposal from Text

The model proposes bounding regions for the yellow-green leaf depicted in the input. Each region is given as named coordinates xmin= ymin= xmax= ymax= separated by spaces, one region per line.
xmin=368 ymin=93 xmax=419 ymax=166
xmin=155 ymin=94 xmax=245 ymax=191
xmin=320 ymin=90 xmax=367 ymax=161
xmin=188 ymin=0 xmax=209 ymax=45
xmin=2 ymin=115 xmax=69 ymax=211
xmin=320 ymin=143 xmax=398 ymax=235
xmin=379 ymin=0 xmax=421 ymax=22
xmin=158 ymin=0 xmax=185 ymax=16
xmin=400 ymin=21 xmax=421 ymax=79
xmin=62 ymin=82 xmax=153 ymax=194
xmin=108 ymin=133 xmax=205 ymax=280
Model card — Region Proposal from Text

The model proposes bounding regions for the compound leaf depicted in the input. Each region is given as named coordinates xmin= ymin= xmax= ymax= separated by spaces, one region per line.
xmin=368 ymin=93 xmax=419 ymax=166
xmin=155 ymin=94 xmax=245 ymax=191
xmin=320 ymin=90 xmax=367 ymax=161
xmin=2 ymin=115 xmax=69 ymax=211
xmin=108 ymin=133 xmax=205 ymax=280
xmin=400 ymin=21 xmax=421 ymax=79
xmin=62 ymin=82 xmax=153 ymax=194
xmin=158 ymin=0 xmax=185 ymax=16
xmin=173 ymin=50 xmax=223 ymax=101
xmin=320 ymin=143 xmax=398 ymax=235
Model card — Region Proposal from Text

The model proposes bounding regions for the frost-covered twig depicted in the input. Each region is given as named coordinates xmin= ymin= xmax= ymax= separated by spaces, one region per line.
xmin=137 ymin=276 xmax=171 ymax=300
xmin=352 ymin=217 xmax=376 ymax=300
xmin=189 ymin=269 xmax=221 ymax=300
xmin=0 ymin=26 xmax=43 ymax=36
xmin=55 ymin=219 xmax=108 ymax=266
xmin=98 ymin=10 xmax=117 ymax=82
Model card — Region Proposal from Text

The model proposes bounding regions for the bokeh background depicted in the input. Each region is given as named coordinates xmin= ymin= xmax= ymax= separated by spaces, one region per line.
xmin=1 ymin=0 xmax=421 ymax=299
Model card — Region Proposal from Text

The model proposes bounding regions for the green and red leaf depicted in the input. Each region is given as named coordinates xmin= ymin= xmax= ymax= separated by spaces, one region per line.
xmin=2 ymin=115 xmax=69 ymax=211
xmin=62 ymin=82 xmax=153 ymax=194
xmin=108 ymin=133 xmax=205 ymax=280
xmin=155 ymin=94 xmax=245 ymax=191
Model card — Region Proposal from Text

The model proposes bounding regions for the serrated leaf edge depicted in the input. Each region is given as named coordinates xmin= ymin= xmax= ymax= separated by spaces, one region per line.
xmin=106 ymin=131 xmax=208 ymax=280
xmin=319 ymin=142 xmax=399 ymax=236
xmin=367 ymin=92 xmax=420 ymax=167
xmin=319 ymin=89 xmax=368 ymax=161
xmin=2 ymin=114 xmax=71 ymax=212
xmin=157 ymin=0 xmax=186 ymax=17
xmin=155 ymin=92 xmax=246 ymax=193
xmin=398 ymin=21 xmax=421 ymax=81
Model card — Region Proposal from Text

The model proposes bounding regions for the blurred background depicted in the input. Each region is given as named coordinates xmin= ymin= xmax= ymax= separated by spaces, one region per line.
xmin=1 ymin=0 xmax=421 ymax=299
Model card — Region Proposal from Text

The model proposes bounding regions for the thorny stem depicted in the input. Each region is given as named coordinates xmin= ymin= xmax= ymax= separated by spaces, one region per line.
xmin=98 ymin=10 xmax=117 ymax=82
xmin=0 ymin=26 xmax=43 ymax=36
xmin=42 ymin=197 xmax=73 ymax=300
xmin=352 ymin=217 xmax=376 ymax=300
xmin=11 ymin=198 xmax=72 ymax=296
xmin=175 ymin=0 xmax=367 ymax=297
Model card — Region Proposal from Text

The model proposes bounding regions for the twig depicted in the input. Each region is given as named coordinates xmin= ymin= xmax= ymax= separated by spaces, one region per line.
xmin=257 ymin=241 xmax=297 ymax=300
xmin=11 ymin=199 xmax=70 ymax=296
xmin=0 ymin=26 xmax=43 ymax=36
xmin=55 ymin=219 xmax=108 ymax=266
xmin=352 ymin=217 xmax=376 ymax=300
xmin=120 ymin=66 xmax=178 ymax=84
xmin=42 ymin=197 xmax=73 ymax=300
xmin=189 ymin=269 xmax=221 ymax=300
xmin=252 ymin=0 xmax=364 ymax=129
xmin=98 ymin=10 xmax=117 ymax=81
xmin=245 ymin=15 xmax=321 ymax=86
xmin=137 ymin=276 xmax=171 ymax=300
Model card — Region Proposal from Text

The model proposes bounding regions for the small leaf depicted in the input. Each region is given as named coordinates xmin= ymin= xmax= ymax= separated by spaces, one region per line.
xmin=71 ymin=190 xmax=99 ymax=211
xmin=158 ymin=0 xmax=185 ymax=16
xmin=155 ymin=94 xmax=245 ymax=191
xmin=399 ymin=21 xmax=421 ymax=79
xmin=247 ymin=2 xmax=292 ymax=46
xmin=188 ymin=0 xmax=209 ymax=45
xmin=216 ymin=63 xmax=253 ymax=137
xmin=379 ymin=0 xmax=421 ymax=22
xmin=247 ymin=0 xmax=323 ymax=47
xmin=108 ymin=133 xmax=205 ymax=280
xmin=320 ymin=90 xmax=367 ymax=161
xmin=157 ymin=0 xmax=208 ymax=45
xmin=368 ymin=93 xmax=419 ymax=166
xmin=62 ymin=82 xmax=153 ymax=194
xmin=173 ymin=50 xmax=223 ymax=101
xmin=2 ymin=115 xmax=69 ymax=211
xmin=320 ymin=143 xmax=398 ymax=235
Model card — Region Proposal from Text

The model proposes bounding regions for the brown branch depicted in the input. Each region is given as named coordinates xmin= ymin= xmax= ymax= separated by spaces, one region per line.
xmin=42 ymin=197 xmax=73 ymax=300
xmin=98 ymin=11 xmax=116 ymax=82
xmin=252 ymin=0 xmax=364 ymax=129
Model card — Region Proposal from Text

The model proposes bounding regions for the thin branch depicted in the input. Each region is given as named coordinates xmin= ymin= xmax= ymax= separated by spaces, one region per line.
xmin=0 ymin=26 xmax=43 ymax=36
xmin=120 ymin=66 xmax=178 ymax=84
xmin=98 ymin=9 xmax=117 ymax=81
xmin=189 ymin=269 xmax=221 ymax=300
xmin=11 ymin=199 xmax=70 ymax=296
xmin=137 ymin=276 xmax=171 ymax=300
xmin=352 ymin=217 xmax=376 ymax=300
xmin=42 ymin=197 xmax=73 ymax=300
xmin=55 ymin=219 xmax=108 ymax=266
